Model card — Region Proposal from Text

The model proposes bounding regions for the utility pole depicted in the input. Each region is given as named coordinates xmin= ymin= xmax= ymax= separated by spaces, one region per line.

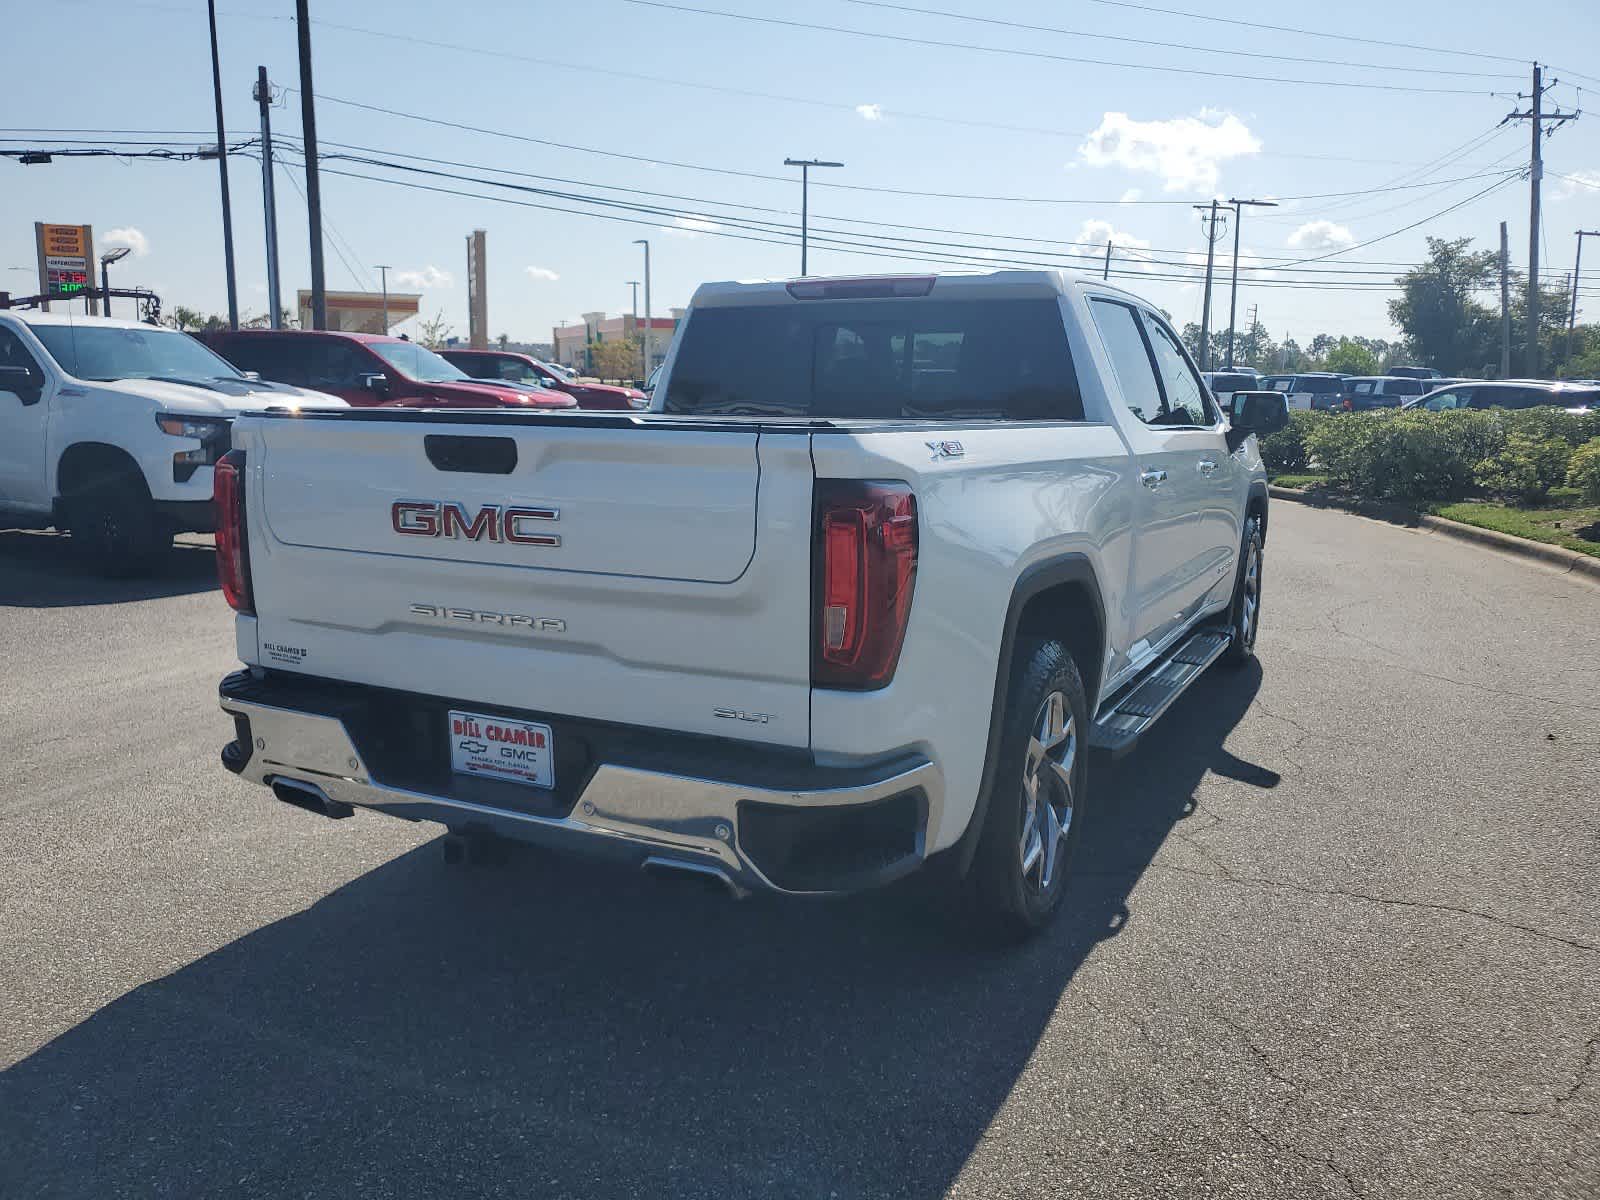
xmin=1506 ymin=63 xmax=1579 ymax=377
xmin=1566 ymin=230 xmax=1599 ymax=370
xmin=1103 ymin=240 xmax=1113 ymax=280
xmin=1223 ymin=198 xmax=1278 ymax=368
xmin=633 ymin=239 xmax=652 ymax=378
xmin=783 ymin=157 xmax=844 ymax=276
xmin=1244 ymin=304 xmax=1259 ymax=367
xmin=1193 ymin=200 xmax=1227 ymax=371
xmin=254 ymin=66 xmax=283 ymax=329
xmin=627 ymin=280 xmax=642 ymax=382
xmin=1500 ymin=221 xmax=1512 ymax=378
xmin=375 ymin=265 xmax=391 ymax=332
xmin=295 ymin=0 xmax=327 ymax=330
xmin=207 ymin=0 xmax=239 ymax=329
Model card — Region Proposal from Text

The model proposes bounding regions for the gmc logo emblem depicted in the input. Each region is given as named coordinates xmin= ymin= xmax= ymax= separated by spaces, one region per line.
xmin=392 ymin=501 xmax=560 ymax=547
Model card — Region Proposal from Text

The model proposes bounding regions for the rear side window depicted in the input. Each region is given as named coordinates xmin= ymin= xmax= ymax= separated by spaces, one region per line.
xmin=663 ymin=298 xmax=1083 ymax=420
xmin=220 ymin=336 xmax=307 ymax=385
xmin=1302 ymin=377 xmax=1340 ymax=394
xmin=1353 ymin=380 xmax=1375 ymax=395
xmin=1389 ymin=379 xmax=1424 ymax=396
xmin=1088 ymin=299 xmax=1163 ymax=424
xmin=1142 ymin=314 xmax=1217 ymax=426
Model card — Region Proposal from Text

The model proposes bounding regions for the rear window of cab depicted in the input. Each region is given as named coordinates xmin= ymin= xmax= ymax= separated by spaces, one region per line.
xmin=663 ymin=298 xmax=1084 ymax=421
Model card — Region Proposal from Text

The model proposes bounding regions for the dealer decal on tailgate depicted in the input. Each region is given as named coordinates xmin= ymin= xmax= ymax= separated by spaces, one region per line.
xmin=449 ymin=710 xmax=555 ymax=789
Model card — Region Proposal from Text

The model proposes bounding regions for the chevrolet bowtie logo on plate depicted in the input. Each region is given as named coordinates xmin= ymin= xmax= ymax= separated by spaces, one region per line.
xmin=391 ymin=500 xmax=560 ymax=546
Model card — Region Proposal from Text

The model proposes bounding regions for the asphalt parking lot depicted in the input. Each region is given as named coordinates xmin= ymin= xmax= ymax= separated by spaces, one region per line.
xmin=1 ymin=504 xmax=1596 ymax=1199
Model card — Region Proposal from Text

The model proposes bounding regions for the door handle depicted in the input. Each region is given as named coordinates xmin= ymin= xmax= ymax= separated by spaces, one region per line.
xmin=1140 ymin=468 xmax=1168 ymax=490
xmin=1197 ymin=459 xmax=1217 ymax=476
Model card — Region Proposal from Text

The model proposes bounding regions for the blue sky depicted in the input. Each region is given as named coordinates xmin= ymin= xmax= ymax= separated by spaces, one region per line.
xmin=5 ymin=0 xmax=1598 ymax=347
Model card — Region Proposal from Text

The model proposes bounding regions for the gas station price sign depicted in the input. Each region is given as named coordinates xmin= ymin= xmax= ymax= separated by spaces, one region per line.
xmin=34 ymin=222 xmax=96 ymax=307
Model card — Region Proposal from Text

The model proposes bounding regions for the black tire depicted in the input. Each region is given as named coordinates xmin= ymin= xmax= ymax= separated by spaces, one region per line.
xmin=63 ymin=471 xmax=168 ymax=576
xmin=1222 ymin=513 xmax=1264 ymax=667
xmin=971 ymin=638 xmax=1091 ymax=939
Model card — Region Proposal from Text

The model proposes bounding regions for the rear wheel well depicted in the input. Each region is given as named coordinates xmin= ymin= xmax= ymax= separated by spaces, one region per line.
xmin=1014 ymin=582 xmax=1104 ymax=713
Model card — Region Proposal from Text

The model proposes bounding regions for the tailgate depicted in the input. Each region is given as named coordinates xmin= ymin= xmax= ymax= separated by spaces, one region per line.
xmin=234 ymin=413 xmax=814 ymax=747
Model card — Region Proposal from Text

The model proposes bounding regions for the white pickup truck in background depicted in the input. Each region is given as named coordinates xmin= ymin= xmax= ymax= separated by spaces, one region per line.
xmin=0 ymin=311 xmax=344 ymax=573
xmin=215 ymin=271 xmax=1285 ymax=936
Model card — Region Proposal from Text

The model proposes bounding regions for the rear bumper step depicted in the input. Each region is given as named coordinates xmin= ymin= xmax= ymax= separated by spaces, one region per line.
xmin=1090 ymin=628 xmax=1232 ymax=755
xmin=219 ymin=672 xmax=941 ymax=896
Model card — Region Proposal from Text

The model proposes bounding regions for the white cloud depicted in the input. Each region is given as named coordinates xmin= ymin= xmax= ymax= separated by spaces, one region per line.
xmin=663 ymin=215 xmax=722 ymax=239
xmin=1118 ymin=188 xmax=1143 ymax=203
xmin=395 ymin=265 xmax=452 ymax=289
xmin=855 ymin=103 xmax=884 ymax=121
xmin=524 ymin=266 xmax=560 ymax=282
xmin=1555 ymin=169 xmax=1600 ymax=200
xmin=1287 ymin=220 xmax=1356 ymax=252
xmin=1078 ymin=110 xmax=1261 ymax=192
xmin=104 ymin=226 xmax=149 ymax=257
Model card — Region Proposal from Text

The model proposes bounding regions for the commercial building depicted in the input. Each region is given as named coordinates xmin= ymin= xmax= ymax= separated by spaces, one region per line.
xmin=552 ymin=310 xmax=682 ymax=375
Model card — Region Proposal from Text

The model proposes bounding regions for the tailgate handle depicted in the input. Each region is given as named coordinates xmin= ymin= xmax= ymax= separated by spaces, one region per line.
xmin=424 ymin=434 xmax=518 ymax=475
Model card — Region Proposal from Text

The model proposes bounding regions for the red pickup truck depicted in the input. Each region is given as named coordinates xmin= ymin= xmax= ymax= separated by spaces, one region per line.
xmin=440 ymin=349 xmax=646 ymax=411
xmin=206 ymin=331 xmax=576 ymax=409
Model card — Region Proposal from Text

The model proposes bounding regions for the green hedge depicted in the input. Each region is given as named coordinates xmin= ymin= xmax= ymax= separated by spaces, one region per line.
xmin=1259 ymin=410 xmax=1323 ymax=474
xmin=1294 ymin=408 xmax=1600 ymax=506
xmin=1567 ymin=438 xmax=1600 ymax=504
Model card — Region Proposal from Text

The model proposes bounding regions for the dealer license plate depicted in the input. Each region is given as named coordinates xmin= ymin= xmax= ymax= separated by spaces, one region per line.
xmin=448 ymin=709 xmax=555 ymax=789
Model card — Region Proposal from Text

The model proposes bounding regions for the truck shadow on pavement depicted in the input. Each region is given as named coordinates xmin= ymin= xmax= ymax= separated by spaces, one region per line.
xmin=1 ymin=664 xmax=1267 ymax=1199
xmin=0 ymin=530 xmax=217 ymax=607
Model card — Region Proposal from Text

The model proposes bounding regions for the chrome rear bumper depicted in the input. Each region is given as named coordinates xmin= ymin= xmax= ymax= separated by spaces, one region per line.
xmin=219 ymin=683 xmax=941 ymax=896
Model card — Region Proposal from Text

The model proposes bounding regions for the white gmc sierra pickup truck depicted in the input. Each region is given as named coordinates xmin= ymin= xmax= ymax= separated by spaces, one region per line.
xmin=215 ymin=271 xmax=1286 ymax=935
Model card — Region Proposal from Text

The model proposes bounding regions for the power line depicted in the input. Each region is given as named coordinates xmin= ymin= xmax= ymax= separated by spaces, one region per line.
xmin=1273 ymin=175 xmax=1524 ymax=268
xmin=842 ymin=1 xmax=1520 ymax=78
xmin=283 ymin=134 xmax=1484 ymax=273
xmin=1075 ymin=0 xmax=1530 ymax=66
xmin=261 ymin=147 xmax=1425 ymax=289
xmin=289 ymin=90 xmax=1522 ymax=207
xmin=616 ymin=0 xmax=1507 ymax=95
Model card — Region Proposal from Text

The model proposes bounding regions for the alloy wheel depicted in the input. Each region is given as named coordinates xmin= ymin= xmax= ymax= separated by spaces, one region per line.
xmin=1019 ymin=689 xmax=1077 ymax=895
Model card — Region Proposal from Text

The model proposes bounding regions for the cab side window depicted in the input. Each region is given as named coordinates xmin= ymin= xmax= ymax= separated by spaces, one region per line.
xmin=1141 ymin=313 xmax=1217 ymax=426
xmin=1088 ymin=299 xmax=1165 ymax=425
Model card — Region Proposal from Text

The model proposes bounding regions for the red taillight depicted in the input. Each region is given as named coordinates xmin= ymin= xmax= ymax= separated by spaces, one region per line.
xmin=214 ymin=449 xmax=253 ymax=614
xmin=813 ymin=481 xmax=917 ymax=690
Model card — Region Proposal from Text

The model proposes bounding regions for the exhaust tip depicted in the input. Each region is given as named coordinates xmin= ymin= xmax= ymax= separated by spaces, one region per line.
xmin=270 ymin=777 xmax=355 ymax=820
xmin=642 ymin=855 xmax=747 ymax=899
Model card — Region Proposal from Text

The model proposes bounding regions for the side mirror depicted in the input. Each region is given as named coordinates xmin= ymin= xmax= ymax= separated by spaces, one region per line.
xmin=0 ymin=363 xmax=44 ymax=406
xmin=359 ymin=372 xmax=390 ymax=395
xmin=1226 ymin=390 xmax=1288 ymax=452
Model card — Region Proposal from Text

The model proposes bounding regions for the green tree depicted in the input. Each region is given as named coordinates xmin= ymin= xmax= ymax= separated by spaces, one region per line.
xmin=591 ymin=336 xmax=641 ymax=382
xmin=416 ymin=311 xmax=454 ymax=349
xmin=1322 ymin=338 xmax=1380 ymax=375
xmin=1387 ymin=237 xmax=1500 ymax=375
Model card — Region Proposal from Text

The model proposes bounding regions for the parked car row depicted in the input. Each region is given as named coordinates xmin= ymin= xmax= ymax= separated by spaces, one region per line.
xmin=1404 ymin=379 xmax=1599 ymax=413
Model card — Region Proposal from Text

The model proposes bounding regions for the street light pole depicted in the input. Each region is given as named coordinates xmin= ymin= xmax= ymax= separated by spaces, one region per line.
xmin=1224 ymin=198 xmax=1277 ymax=369
xmin=98 ymin=246 xmax=131 ymax=320
xmin=375 ymin=265 xmax=391 ymax=332
xmin=207 ymin=0 xmax=239 ymax=329
xmin=627 ymin=280 xmax=642 ymax=381
xmin=783 ymin=158 xmax=844 ymax=276
xmin=632 ymin=240 xmax=652 ymax=378
xmin=1566 ymin=230 xmax=1599 ymax=371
